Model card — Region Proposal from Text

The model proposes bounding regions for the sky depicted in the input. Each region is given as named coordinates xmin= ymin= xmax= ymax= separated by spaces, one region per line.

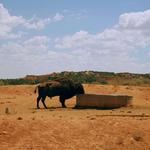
xmin=0 ymin=0 xmax=150 ymax=78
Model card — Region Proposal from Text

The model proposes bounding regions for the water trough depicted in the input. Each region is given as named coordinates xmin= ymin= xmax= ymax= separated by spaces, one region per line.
xmin=76 ymin=94 xmax=132 ymax=109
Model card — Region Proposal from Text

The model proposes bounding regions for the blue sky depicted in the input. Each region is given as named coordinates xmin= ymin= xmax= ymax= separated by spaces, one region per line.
xmin=2 ymin=0 xmax=150 ymax=35
xmin=0 ymin=0 xmax=150 ymax=78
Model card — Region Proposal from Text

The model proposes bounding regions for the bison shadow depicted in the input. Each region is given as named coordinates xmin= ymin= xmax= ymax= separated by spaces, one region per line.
xmin=31 ymin=106 xmax=118 ymax=111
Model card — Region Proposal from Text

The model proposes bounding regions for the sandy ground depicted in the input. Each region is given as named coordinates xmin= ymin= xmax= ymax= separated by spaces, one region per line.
xmin=0 ymin=84 xmax=150 ymax=150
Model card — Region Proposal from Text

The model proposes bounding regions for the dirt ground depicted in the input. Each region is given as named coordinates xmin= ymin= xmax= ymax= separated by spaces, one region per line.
xmin=0 ymin=84 xmax=150 ymax=150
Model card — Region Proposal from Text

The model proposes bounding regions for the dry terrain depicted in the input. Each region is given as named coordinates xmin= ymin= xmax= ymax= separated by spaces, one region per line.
xmin=0 ymin=84 xmax=150 ymax=150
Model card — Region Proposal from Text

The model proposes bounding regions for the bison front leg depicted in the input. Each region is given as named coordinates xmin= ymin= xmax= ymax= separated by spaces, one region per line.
xmin=59 ymin=97 xmax=66 ymax=108
xmin=41 ymin=96 xmax=48 ymax=109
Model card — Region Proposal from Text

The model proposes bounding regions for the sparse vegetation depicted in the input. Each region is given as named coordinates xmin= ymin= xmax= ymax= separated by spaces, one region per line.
xmin=0 ymin=71 xmax=150 ymax=86
xmin=0 ymin=79 xmax=39 ymax=85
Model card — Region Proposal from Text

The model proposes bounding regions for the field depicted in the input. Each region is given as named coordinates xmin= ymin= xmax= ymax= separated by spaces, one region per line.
xmin=0 ymin=84 xmax=150 ymax=150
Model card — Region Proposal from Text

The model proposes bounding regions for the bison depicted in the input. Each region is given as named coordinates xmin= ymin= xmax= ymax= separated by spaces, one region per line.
xmin=34 ymin=78 xmax=85 ymax=109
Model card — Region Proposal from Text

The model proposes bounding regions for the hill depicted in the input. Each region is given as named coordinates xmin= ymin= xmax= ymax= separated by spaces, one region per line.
xmin=0 ymin=71 xmax=150 ymax=86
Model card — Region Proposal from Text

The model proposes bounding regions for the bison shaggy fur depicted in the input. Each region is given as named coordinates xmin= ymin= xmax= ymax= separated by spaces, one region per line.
xmin=34 ymin=78 xmax=85 ymax=109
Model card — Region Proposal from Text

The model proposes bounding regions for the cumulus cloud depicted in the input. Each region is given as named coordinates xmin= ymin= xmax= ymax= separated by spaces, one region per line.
xmin=55 ymin=9 xmax=150 ymax=51
xmin=0 ymin=3 xmax=64 ymax=39
xmin=117 ymin=10 xmax=150 ymax=30
xmin=0 ymin=36 xmax=50 ymax=56
xmin=0 ymin=8 xmax=150 ymax=78
xmin=54 ymin=10 xmax=150 ymax=73
xmin=0 ymin=35 xmax=51 ymax=78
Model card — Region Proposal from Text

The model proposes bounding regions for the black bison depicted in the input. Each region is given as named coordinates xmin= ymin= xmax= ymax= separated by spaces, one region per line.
xmin=34 ymin=78 xmax=85 ymax=109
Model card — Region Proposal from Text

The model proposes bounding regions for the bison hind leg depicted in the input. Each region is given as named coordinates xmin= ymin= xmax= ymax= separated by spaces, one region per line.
xmin=41 ymin=96 xmax=47 ymax=109
xmin=37 ymin=95 xmax=41 ymax=109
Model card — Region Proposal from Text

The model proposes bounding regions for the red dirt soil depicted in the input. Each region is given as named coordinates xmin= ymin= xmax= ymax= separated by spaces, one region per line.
xmin=0 ymin=84 xmax=150 ymax=150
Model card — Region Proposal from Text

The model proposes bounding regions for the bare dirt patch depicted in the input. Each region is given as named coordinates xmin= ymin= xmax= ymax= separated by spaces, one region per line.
xmin=0 ymin=84 xmax=150 ymax=150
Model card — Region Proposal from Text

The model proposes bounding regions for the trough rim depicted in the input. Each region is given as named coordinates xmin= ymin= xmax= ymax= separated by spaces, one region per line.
xmin=77 ymin=93 xmax=133 ymax=99
xmin=76 ymin=93 xmax=133 ymax=109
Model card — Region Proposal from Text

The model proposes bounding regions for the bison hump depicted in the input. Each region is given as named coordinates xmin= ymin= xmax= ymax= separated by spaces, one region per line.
xmin=46 ymin=81 xmax=61 ymax=87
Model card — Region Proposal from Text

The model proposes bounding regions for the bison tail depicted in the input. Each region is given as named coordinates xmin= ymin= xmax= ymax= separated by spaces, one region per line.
xmin=34 ymin=86 xmax=38 ymax=93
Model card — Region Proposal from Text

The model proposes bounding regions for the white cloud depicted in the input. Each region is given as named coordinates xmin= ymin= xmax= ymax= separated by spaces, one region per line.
xmin=55 ymin=31 xmax=90 ymax=49
xmin=0 ymin=3 xmax=24 ymax=39
xmin=0 ymin=36 xmax=50 ymax=56
xmin=22 ymin=36 xmax=50 ymax=54
xmin=54 ymin=9 xmax=150 ymax=73
xmin=53 ymin=13 xmax=64 ymax=21
xmin=118 ymin=10 xmax=150 ymax=30
xmin=0 ymin=35 xmax=52 ymax=78
xmin=0 ymin=3 xmax=64 ymax=39
xmin=1 ymin=8 xmax=150 ymax=78
xmin=62 ymin=9 xmax=87 ymax=20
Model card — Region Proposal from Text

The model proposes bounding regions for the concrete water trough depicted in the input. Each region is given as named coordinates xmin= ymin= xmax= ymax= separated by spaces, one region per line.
xmin=76 ymin=94 xmax=132 ymax=109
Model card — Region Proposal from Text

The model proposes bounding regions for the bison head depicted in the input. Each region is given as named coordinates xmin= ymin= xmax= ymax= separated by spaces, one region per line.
xmin=74 ymin=82 xmax=85 ymax=95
